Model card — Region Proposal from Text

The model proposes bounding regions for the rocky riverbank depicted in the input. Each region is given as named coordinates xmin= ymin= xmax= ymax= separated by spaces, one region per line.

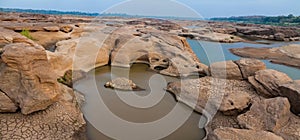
xmin=230 ymin=44 xmax=300 ymax=69
xmin=0 ymin=11 xmax=299 ymax=140
xmin=167 ymin=58 xmax=300 ymax=140
xmin=174 ymin=20 xmax=300 ymax=43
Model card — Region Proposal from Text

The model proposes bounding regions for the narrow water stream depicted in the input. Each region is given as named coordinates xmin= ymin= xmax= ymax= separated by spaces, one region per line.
xmin=74 ymin=64 xmax=206 ymax=140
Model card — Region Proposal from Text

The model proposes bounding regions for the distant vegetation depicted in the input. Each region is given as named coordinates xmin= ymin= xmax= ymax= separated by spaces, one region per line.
xmin=20 ymin=29 xmax=33 ymax=40
xmin=0 ymin=8 xmax=202 ymax=20
xmin=0 ymin=8 xmax=100 ymax=17
xmin=211 ymin=14 xmax=300 ymax=26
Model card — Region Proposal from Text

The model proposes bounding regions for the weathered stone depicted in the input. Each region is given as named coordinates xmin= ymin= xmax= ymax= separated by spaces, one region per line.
xmin=238 ymin=97 xmax=291 ymax=132
xmin=209 ymin=127 xmax=284 ymax=140
xmin=209 ymin=60 xmax=243 ymax=80
xmin=254 ymin=69 xmax=293 ymax=97
xmin=60 ymin=25 xmax=73 ymax=33
xmin=0 ymin=43 xmax=60 ymax=114
xmin=279 ymin=82 xmax=300 ymax=115
xmin=274 ymin=33 xmax=286 ymax=41
xmin=0 ymin=27 xmax=37 ymax=47
xmin=275 ymin=114 xmax=300 ymax=140
xmin=0 ymin=91 xmax=18 ymax=113
xmin=166 ymin=77 xmax=254 ymax=116
xmin=104 ymin=77 xmax=143 ymax=91
xmin=235 ymin=58 xmax=266 ymax=79
xmin=248 ymin=76 xmax=273 ymax=97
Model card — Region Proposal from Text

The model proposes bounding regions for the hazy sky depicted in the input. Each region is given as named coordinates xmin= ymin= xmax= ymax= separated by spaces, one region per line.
xmin=1 ymin=0 xmax=300 ymax=18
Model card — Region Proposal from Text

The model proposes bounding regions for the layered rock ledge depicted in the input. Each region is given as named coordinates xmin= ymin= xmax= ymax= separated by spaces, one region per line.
xmin=230 ymin=44 xmax=300 ymax=69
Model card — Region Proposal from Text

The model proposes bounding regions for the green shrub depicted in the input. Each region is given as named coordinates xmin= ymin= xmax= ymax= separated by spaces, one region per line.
xmin=20 ymin=29 xmax=33 ymax=40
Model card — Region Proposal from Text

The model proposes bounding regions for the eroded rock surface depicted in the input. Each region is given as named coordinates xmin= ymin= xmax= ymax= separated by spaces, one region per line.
xmin=238 ymin=97 xmax=291 ymax=132
xmin=209 ymin=127 xmax=284 ymax=140
xmin=0 ymin=99 xmax=86 ymax=140
xmin=209 ymin=60 xmax=243 ymax=80
xmin=235 ymin=58 xmax=266 ymax=79
xmin=0 ymin=43 xmax=60 ymax=115
xmin=0 ymin=91 xmax=17 ymax=113
xmin=166 ymin=77 xmax=254 ymax=116
xmin=104 ymin=77 xmax=143 ymax=91
xmin=279 ymin=82 xmax=300 ymax=115
xmin=230 ymin=44 xmax=300 ymax=69
xmin=249 ymin=69 xmax=293 ymax=97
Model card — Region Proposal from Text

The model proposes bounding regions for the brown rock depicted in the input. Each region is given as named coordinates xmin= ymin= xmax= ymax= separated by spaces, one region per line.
xmin=104 ymin=77 xmax=144 ymax=91
xmin=254 ymin=69 xmax=293 ymax=97
xmin=248 ymin=76 xmax=273 ymax=97
xmin=0 ymin=27 xmax=37 ymax=47
xmin=209 ymin=60 xmax=243 ymax=80
xmin=60 ymin=25 xmax=73 ymax=33
xmin=166 ymin=77 xmax=254 ymax=116
xmin=279 ymin=82 xmax=300 ymax=115
xmin=275 ymin=114 xmax=300 ymax=140
xmin=238 ymin=97 xmax=291 ymax=132
xmin=0 ymin=43 xmax=60 ymax=114
xmin=0 ymin=91 xmax=18 ymax=113
xmin=235 ymin=58 xmax=266 ymax=79
xmin=210 ymin=127 xmax=284 ymax=140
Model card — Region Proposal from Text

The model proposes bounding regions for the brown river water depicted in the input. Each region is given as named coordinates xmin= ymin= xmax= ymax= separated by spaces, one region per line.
xmin=74 ymin=64 xmax=206 ymax=140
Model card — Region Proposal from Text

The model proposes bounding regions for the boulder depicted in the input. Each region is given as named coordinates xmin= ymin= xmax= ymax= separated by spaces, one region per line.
xmin=0 ymin=43 xmax=60 ymax=114
xmin=238 ymin=97 xmax=291 ymax=132
xmin=209 ymin=127 xmax=284 ymax=140
xmin=252 ymin=69 xmax=293 ymax=97
xmin=235 ymin=58 xmax=266 ymax=79
xmin=209 ymin=60 xmax=243 ymax=80
xmin=279 ymin=82 xmax=300 ymax=115
xmin=104 ymin=77 xmax=144 ymax=91
xmin=166 ymin=77 xmax=254 ymax=116
xmin=60 ymin=25 xmax=73 ymax=33
xmin=0 ymin=91 xmax=18 ymax=113
xmin=274 ymin=33 xmax=286 ymax=41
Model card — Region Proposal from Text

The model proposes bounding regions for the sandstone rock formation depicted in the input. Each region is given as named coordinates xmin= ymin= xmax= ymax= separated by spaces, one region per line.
xmin=166 ymin=77 xmax=254 ymax=116
xmin=104 ymin=77 xmax=143 ymax=91
xmin=209 ymin=127 xmax=284 ymax=140
xmin=0 ymin=91 xmax=17 ymax=113
xmin=209 ymin=60 xmax=243 ymax=80
xmin=235 ymin=58 xmax=266 ymax=79
xmin=238 ymin=97 xmax=291 ymax=131
xmin=248 ymin=69 xmax=293 ymax=97
xmin=230 ymin=44 xmax=300 ymax=69
xmin=0 ymin=43 xmax=60 ymax=115
xmin=279 ymin=81 xmax=300 ymax=115
xmin=0 ymin=27 xmax=37 ymax=47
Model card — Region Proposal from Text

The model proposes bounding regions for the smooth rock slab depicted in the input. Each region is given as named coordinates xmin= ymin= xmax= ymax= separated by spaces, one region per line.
xmin=238 ymin=97 xmax=291 ymax=132
xmin=0 ymin=43 xmax=60 ymax=115
xmin=166 ymin=77 xmax=253 ymax=116
xmin=252 ymin=69 xmax=293 ymax=97
xmin=209 ymin=60 xmax=243 ymax=80
xmin=235 ymin=58 xmax=266 ymax=79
